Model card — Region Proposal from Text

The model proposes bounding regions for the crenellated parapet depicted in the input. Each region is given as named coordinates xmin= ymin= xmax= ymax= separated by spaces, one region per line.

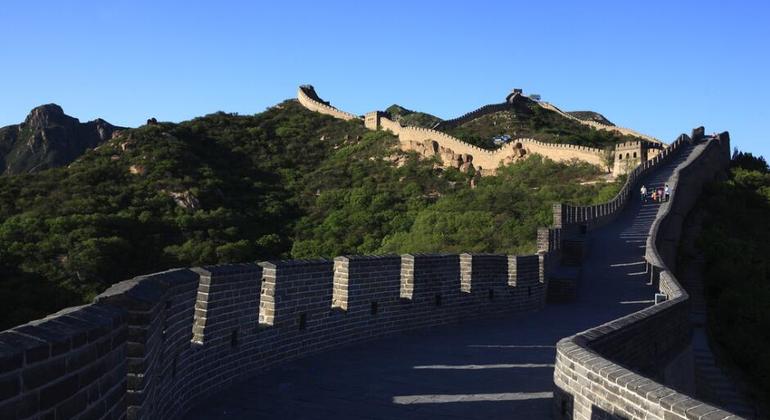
xmin=297 ymin=85 xmax=362 ymax=122
xmin=543 ymin=134 xmax=692 ymax=235
xmin=549 ymin=129 xmax=735 ymax=419
xmin=301 ymin=86 xmax=614 ymax=175
xmin=538 ymin=101 xmax=663 ymax=144
xmin=0 ymin=252 xmax=547 ymax=419
xmin=432 ymin=102 xmax=512 ymax=131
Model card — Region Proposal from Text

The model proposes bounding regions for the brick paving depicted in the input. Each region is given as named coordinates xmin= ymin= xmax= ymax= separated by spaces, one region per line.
xmin=192 ymin=147 xmax=695 ymax=420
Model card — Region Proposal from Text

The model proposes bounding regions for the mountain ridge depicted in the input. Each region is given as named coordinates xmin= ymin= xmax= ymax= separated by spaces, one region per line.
xmin=0 ymin=104 xmax=123 ymax=175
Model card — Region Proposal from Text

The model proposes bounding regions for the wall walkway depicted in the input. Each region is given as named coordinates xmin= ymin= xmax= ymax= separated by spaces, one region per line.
xmin=188 ymin=134 xmax=739 ymax=419
xmin=0 ymin=83 xmax=741 ymax=419
xmin=298 ymin=85 xmax=607 ymax=174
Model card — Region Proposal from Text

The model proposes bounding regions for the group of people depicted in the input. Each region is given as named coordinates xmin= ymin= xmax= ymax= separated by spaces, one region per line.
xmin=640 ymin=184 xmax=670 ymax=203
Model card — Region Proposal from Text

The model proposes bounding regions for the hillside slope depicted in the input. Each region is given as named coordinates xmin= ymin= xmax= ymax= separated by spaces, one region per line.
xmin=0 ymin=99 xmax=621 ymax=330
xmin=385 ymin=104 xmax=442 ymax=128
xmin=0 ymin=104 xmax=122 ymax=175
xmin=441 ymin=95 xmax=642 ymax=150
xmin=567 ymin=111 xmax=614 ymax=126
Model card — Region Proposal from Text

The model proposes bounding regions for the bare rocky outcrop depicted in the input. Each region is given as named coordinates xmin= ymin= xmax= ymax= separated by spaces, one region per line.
xmin=129 ymin=164 xmax=146 ymax=175
xmin=167 ymin=190 xmax=201 ymax=210
xmin=0 ymin=104 xmax=124 ymax=175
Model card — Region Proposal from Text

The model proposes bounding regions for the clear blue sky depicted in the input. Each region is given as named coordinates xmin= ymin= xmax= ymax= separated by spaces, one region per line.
xmin=1 ymin=0 xmax=768 ymax=158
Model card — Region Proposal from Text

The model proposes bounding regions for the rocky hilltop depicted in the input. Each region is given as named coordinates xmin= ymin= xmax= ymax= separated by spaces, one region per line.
xmin=0 ymin=104 xmax=123 ymax=175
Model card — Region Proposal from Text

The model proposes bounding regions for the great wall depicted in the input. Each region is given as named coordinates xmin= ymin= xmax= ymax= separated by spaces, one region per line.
xmin=297 ymin=85 xmax=662 ymax=176
xmin=537 ymin=101 xmax=663 ymax=145
xmin=0 ymin=85 xmax=751 ymax=419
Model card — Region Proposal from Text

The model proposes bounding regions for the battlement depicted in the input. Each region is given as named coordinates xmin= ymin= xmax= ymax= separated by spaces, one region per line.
xmin=297 ymin=85 xmax=362 ymax=122
xmin=299 ymin=86 xmax=614 ymax=175
xmin=546 ymin=133 xmax=694 ymax=232
xmin=432 ymin=102 xmax=511 ymax=131
xmin=0 ymin=252 xmax=547 ymax=419
xmin=538 ymin=101 xmax=663 ymax=144
xmin=547 ymin=130 xmax=735 ymax=419
xmin=0 ymin=84 xmax=738 ymax=420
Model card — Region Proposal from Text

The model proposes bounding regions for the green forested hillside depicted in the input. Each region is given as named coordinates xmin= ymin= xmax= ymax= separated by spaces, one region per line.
xmin=0 ymin=100 xmax=620 ymax=330
xmin=697 ymin=151 xmax=770 ymax=401
xmin=444 ymin=98 xmax=640 ymax=150
xmin=384 ymin=104 xmax=442 ymax=128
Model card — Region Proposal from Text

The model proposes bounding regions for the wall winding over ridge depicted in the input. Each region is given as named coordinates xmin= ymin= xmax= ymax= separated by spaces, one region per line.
xmin=391 ymin=115 xmax=607 ymax=172
xmin=424 ymin=91 xmax=662 ymax=144
xmin=431 ymin=102 xmax=512 ymax=130
xmin=299 ymin=85 xmax=607 ymax=174
xmin=551 ymin=132 xmax=736 ymax=420
xmin=548 ymin=134 xmax=688 ymax=234
xmin=0 ymin=253 xmax=547 ymax=419
xmin=297 ymin=85 xmax=361 ymax=122
xmin=539 ymin=101 xmax=663 ymax=144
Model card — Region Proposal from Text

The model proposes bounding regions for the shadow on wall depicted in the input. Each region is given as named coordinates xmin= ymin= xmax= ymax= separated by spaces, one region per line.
xmin=0 ymin=253 xmax=548 ymax=419
xmin=551 ymin=131 xmax=737 ymax=420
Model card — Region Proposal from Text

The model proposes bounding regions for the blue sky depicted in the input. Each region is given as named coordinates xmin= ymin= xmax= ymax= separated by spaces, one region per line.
xmin=1 ymin=0 xmax=768 ymax=158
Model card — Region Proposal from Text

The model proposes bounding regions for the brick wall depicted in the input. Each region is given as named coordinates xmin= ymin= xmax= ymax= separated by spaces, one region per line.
xmin=298 ymin=86 xmax=609 ymax=175
xmin=0 ymin=252 xmax=548 ymax=419
xmin=549 ymin=134 xmax=688 ymax=233
xmin=0 ymin=304 xmax=128 ymax=420
xmin=552 ymin=132 xmax=737 ymax=420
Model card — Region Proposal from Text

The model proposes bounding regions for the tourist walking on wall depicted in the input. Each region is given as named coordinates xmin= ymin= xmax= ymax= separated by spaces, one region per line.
xmin=664 ymin=184 xmax=670 ymax=202
xmin=640 ymin=185 xmax=647 ymax=202
xmin=657 ymin=186 xmax=664 ymax=203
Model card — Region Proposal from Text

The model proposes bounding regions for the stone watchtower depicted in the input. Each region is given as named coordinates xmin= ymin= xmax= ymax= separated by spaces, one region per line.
xmin=364 ymin=111 xmax=382 ymax=130
xmin=505 ymin=88 xmax=524 ymax=104
xmin=612 ymin=140 xmax=663 ymax=177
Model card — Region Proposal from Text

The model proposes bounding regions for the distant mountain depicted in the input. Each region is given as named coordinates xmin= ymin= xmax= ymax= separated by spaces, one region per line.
xmin=567 ymin=111 xmax=614 ymax=126
xmin=0 ymin=104 xmax=123 ymax=175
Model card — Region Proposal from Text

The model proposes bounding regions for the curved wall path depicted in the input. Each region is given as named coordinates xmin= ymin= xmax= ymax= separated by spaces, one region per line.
xmin=538 ymin=101 xmax=663 ymax=144
xmin=191 ymin=139 xmax=734 ymax=419
xmin=298 ymin=86 xmax=607 ymax=174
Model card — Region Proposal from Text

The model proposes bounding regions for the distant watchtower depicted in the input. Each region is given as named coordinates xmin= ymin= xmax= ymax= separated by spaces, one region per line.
xmin=364 ymin=111 xmax=384 ymax=130
xmin=505 ymin=88 xmax=524 ymax=104
xmin=612 ymin=141 xmax=663 ymax=177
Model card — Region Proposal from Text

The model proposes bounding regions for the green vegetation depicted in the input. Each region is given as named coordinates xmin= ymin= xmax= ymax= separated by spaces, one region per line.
xmin=293 ymin=154 xmax=619 ymax=257
xmin=566 ymin=111 xmax=614 ymax=126
xmin=385 ymin=104 xmax=442 ymax=128
xmin=697 ymin=151 xmax=770 ymax=401
xmin=444 ymin=100 xmax=641 ymax=150
xmin=0 ymin=100 xmax=620 ymax=330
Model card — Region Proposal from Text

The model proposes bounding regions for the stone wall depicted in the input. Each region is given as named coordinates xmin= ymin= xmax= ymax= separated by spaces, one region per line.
xmin=551 ymin=132 xmax=736 ymax=420
xmin=378 ymin=113 xmax=606 ymax=174
xmin=546 ymin=134 xmax=689 ymax=235
xmin=299 ymin=85 xmax=607 ymax=175
xmin=0 ymin=304 xmax=128 ymax=419
xmin=297 ymin=85 xmax=362 ymax=122
xmin=538 ymin=101 xmax=662 ymax=144
xmin=432 ymin=102 xmax=512 ymax=130
xmin=0 ymin=253 xmax=547 ymax=420
xmin=432 ymin=96 xmax=663 ymax=147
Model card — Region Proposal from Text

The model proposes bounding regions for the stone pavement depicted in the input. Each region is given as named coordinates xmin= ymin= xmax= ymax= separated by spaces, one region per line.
xmin=191 ymin=145 xmax=696 ymax=420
